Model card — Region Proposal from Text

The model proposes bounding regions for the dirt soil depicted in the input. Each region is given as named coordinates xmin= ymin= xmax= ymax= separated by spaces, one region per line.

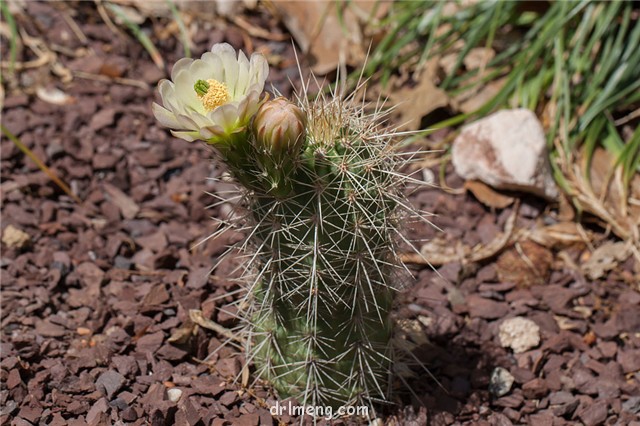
xmin=1 ymin=3 xmax=639 ymax=426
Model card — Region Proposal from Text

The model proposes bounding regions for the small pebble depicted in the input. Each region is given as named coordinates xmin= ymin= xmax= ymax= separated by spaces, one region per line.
xmin=499 ymin=317 xmax=541 ymax=353
xmin=167 ymin=388 xmax=183 ymax=402
xmin=489 ymin=367 xmax=515 ymax=397
xmin=623 ymin=396 xmax=640 ymax=414
xmin=77 ymin=327 xmax=92 ymax=336
xmin=2 ymin=225 xmax=31 ymax=248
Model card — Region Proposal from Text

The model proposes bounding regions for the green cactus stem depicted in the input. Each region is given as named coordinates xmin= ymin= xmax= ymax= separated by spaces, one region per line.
xmin=228 ymin=95 xmax=415 ymax=413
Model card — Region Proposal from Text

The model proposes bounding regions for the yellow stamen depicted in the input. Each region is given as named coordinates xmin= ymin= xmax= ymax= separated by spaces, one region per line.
xmin=196 ymin=79 xmax=230 ymax=111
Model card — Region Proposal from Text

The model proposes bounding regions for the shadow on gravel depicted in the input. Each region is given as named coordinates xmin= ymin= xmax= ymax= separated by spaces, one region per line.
xmin=384 ymin=336 xmax=502 ymax=423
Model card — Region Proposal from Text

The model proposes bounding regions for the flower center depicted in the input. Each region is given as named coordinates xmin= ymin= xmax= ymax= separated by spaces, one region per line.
xmin=194 ymin=79 xmax=230 ymax=111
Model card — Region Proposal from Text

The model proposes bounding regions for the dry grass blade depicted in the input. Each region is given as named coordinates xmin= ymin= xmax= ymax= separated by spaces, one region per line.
xmin=189 ymin=309 xmax=243 ymax=343
xmin=1 ymin=125 xmax=83 ymax=204
xmin=232 ymin=16 xmax=289 ymax=42
xmin=73 ymin=70 xmax=149 ymax=90
xmin=401 ymin=202 xmax=519 ymax=266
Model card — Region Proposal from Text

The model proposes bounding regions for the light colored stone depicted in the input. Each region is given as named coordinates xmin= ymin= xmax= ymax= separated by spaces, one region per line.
xmin=499 ymin=316 xmax=541 ymax=353
xmin=489 ymin=367 xmax=515 ymax=397
xmin=167 ymin=387 xmax=183 ymax=402
xmin=452 ymin=109 xmax=558 ymax=199
xmin=2 ymin=225 xmax=30 ymax=248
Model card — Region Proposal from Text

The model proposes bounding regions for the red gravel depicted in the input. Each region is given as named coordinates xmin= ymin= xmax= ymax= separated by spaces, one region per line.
xmin=1 ymin=3 xmax=639 ymax=425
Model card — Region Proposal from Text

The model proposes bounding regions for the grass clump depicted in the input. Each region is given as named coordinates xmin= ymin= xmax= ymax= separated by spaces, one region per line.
xmin=354 ymin=0 xmax=640 ymax=241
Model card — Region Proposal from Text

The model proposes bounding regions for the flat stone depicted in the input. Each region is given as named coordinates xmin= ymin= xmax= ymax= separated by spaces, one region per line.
xmin=235 ymin=413 xmax=260 ymax=426
xmin=35 ymin=320 xmax=66 ymax=337
xmin=466 ymin=295 xmax=509 ymax=319
xmin=618 ymin=349 xmax=640 ymax=373
xmin=96 ymin=370 xmax=125 ymax=399
xmin=622 ymin=396 xmax=640 ymax=414
xmin=89 ymin=107 xmax=117 ymax=131
xmin=85 ymin=397 xmax=109 ymax=425
xmin=578 ymin=401 xmax=608 ymax=426
xmin=552 ymin=399 xmax=579 ymax=418
xmin=136 ymin=331 xmax=164 ymax=354
xmin=527 ymin=412 xmax=553 ymax=426
xmin=219 ymin=391 xmax=238 ymax=407
xmin=572 ymin=367 xmax=598 ymax=395
xmin=522 ymin=378 xmax=548 ymax=399
xmin=549 ymin=391 xmax=575 ymax=405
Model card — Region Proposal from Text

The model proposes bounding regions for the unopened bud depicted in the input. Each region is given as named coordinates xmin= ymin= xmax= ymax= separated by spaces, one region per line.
xmin=253 ymin=98 xmax=307 ymax=156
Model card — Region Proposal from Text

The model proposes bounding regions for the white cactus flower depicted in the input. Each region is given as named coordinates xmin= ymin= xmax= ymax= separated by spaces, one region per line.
xmin=152 ymin=43 xmax=269 ymax=143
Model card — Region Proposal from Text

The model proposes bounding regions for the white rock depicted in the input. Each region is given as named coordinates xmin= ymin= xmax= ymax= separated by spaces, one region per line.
xmin=489 ymin=367 xmax=515 ymax=397
xmin=167 ymin=388 xmax=183 ymax=402
xmin=452 ymin=109 xmax=558 ymax=199
xmin=499 ymin=316 xmax=541 ymax=353
xmin=2 ymin=225 xmax=31 ymax=248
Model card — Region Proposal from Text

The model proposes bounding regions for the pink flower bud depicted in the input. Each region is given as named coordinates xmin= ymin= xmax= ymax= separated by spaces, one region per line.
xmin=253 ymin=97 xmax=307 ymax=157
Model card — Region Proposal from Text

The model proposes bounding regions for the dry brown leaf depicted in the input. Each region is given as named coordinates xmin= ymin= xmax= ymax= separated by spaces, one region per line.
xmin=588 ymin=148 xmax=624 ymax=214
xmin=439 ymin=52 xmax=458 ymax=76
xmin=274 ymin=1 xmax=390 ymax=75
xmin=439 ymin=47 xmax=504 ymax=114
xmin=464 ymin=180 xmax=515 ymax=209
xmin=496 ymin=240 xmax=553 ymax=288
xmin=457 ymin=78 xmax=506 ymax=114
xmin=581 ymin=241 xmax=631 ymax=280
xmin=527 ymin=222 xmax=591 ymax=248
xmin=463 ymin=47 xmax=495 ymax=70
xmin=390 ymin=58 xmax=449 ymax=131
xmin=557 ymin=193 xmax=576 ymax=222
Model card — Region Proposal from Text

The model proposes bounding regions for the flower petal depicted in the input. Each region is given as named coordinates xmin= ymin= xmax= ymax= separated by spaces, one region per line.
xmin=200 ymin=52 xmax=225 ymax=81
xmin=158 ymin=79 xmax=179 ymax=111
xmin=210 ymin=42 xmax=236 ymax=57
xmin=249 ymin=53 xmax=269 ymax=92
xmin=209 ymin=103 xmax=241 ymax=132
xmin=152 ymin=102 xmax=182 ymax=128
xmin=171 ymin=130 xmax=200 ymax=142
xmin=232 ymin=50 xmax=250 ymax=98
xmin=174 ymin=69 xmax=205 ymax=114
xmin=199 ymin=125 xmax=226 ymax=139
xmin=171 ymin=58 xmax=193 ymax=81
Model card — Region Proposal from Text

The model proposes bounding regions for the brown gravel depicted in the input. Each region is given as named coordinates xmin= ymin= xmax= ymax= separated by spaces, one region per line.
xmin=2 ymin=2 xmax=639 ymax=426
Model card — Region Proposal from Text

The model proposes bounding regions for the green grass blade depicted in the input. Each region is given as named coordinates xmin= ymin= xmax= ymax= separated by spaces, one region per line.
xmin=0 ymin=0 xmax=18 ymax=76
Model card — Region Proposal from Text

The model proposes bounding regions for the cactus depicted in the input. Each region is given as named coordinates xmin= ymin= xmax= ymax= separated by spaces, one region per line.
xmin=153 ymin=43 xmax=420 ymax=417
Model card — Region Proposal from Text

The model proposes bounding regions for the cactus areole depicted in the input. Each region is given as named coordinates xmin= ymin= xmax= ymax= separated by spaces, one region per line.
xmin=154 ymin=44 xmax=418 ymax=416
